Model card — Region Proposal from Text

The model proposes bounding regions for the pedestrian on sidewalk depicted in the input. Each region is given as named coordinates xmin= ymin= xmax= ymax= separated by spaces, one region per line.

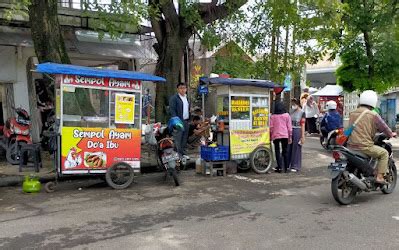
xmin=169 ymin=82 xmax=190 ymax=159
xmin=270 ymin=101 xmax=292 ymax=173
xmin=288 ymin=98 xmax=306 ymax=172
xmin=303 ymin=95 xmax=319 ymax=134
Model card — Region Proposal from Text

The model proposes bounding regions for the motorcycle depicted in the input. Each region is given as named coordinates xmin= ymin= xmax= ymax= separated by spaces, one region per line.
xmin=320 ymin=128 xmax=342 ymax=150
xmin=157 ymin=137 xmax=181 ymax=186
xmin=0 ymin=107 xmax=32 ymax=164
xmin=41 ymin=109 xmax=57 ymax=154
xmin=327 ymin=131 xmax=397 ymax=205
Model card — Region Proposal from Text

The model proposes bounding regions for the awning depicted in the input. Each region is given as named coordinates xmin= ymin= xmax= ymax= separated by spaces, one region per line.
xmin=312 ymin=85 xmax=343 ymax=96
xmin=200 ymin=77 xmax=281 ymax=89
xmin=36 ymin=62 xmax=166 ymax=82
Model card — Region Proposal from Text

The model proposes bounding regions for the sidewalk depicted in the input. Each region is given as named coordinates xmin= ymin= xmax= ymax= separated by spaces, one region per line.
xmin=0 ymin=145 xmax=202 ymax=187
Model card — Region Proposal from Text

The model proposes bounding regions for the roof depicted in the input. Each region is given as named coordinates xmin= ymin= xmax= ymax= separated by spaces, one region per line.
xmin=200 ymin=77 xmax=280 ymax=89
xmin=36 ymin=63 xmax=166 ymax=82
xmin=312 ymin=85 xmax=343 ymax=96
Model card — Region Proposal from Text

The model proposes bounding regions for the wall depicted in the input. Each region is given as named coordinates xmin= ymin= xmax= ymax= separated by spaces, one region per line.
xmin=0 ymin=45 xmax=31 ymax=111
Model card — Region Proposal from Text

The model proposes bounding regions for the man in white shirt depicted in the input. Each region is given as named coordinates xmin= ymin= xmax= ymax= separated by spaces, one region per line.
xmin=169 ymin=82 xmax=190 ymax=158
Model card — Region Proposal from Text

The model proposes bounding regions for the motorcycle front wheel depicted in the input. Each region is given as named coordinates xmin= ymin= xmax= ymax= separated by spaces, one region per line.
xmin=331 ymin=172 xmax=358 ymax=205
xmin=381 ymin=160 xmax=397 ymax=194
xmin=6 ymin=141 xmax=25 ymax=165
xmin=320 ymin=135 xmax=327 ymax=150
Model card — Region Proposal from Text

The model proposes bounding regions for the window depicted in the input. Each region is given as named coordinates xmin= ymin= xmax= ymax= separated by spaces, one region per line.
xmin=63 ymin=87 xmax=109 ymax=127
xmin=231 ymin=96 xmax=250 ymax=120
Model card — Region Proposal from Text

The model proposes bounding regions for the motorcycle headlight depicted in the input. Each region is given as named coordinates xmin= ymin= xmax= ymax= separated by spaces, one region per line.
xmin=22 ymin=129 xmax=30 ymax=135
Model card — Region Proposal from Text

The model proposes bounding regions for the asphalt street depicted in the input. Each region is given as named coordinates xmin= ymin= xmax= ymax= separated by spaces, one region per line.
xmin=0 ymin=136 xmax=399 ymax=249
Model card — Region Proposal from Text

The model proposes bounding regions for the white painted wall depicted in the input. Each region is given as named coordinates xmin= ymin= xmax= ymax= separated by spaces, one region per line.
xmin=0 ymin=45 xmax=31 ymax=111
xmin=13 ymin=47 xmax=33 ymax=111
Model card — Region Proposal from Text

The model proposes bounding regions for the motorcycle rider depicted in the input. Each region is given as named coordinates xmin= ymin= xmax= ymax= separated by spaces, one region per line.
xmin=347 ymin=90 xmax=395 ymax=184
xmin=320 ymin=100 xmax=342 ymax=140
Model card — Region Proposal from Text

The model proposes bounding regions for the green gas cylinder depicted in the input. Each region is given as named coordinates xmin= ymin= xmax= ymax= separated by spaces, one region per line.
xmin=22 ymin=175 xmax=42 ymax=193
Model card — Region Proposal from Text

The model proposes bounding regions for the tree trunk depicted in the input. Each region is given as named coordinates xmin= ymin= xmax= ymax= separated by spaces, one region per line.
xmin=283 ymin=25 xmax=290 ymax=72
xmin=28 ymin=0 xmax=70 ymax=64
xmin=361 ymin=0 xmax=374 ymax=78
xmin=28 ymin=0 xmax=95 ymax=116
xmin=270 ymin=24 xmax=277 ymax=81
xmin=154 ymin=34 xmax=186 ymax=122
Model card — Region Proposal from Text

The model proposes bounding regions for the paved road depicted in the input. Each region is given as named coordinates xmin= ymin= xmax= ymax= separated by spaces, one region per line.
xmin=0 ymin=137 xmax=398 ymax=249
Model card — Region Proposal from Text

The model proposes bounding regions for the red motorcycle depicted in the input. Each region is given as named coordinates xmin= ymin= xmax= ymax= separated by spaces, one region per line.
xmin=0 ymin=108 xmax=32 ymax=164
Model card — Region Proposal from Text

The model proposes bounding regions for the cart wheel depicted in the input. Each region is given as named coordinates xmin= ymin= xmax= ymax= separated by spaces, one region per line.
xmin=105 ymin=162 xmax=134 ymax=189
xmin=44 ymin=182 xmax=56 ymax=193
xmin=250 ymin=146 xmax=272 ymax=174
xmin=237 ymin=160 xmax=251 ymax=171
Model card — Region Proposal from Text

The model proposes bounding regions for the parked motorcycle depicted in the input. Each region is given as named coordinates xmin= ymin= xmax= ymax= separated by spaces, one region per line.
xmin=0 ymin=107 xmax=32 ymax=164
xmin=157 ymin=137 xmax=181 ymax=186
xmin=327 ymin=131 xmax=397 ymax=205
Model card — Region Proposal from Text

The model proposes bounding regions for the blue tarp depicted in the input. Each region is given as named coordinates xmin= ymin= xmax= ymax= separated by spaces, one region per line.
xmin=36 ymin=62 xmax=166 ymax=82
xmin=199 ymin=77 xmax=281 ymax=89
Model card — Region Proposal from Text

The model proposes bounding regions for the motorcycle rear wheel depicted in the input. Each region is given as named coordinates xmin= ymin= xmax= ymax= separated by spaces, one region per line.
xmin=331 ymin=172 xmax=358 ymax=205
xmin=171 ymin=169 xmax=180 ymax=186
xmin=381 ymin=160 xmax=397 ymax=194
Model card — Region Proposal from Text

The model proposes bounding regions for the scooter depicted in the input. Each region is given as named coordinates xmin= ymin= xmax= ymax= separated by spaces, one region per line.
xmin=0 ymin=107 xmax=32 ymax=164
xmin=157 ymin=137 xmax=181 ymax=186
xmin=327 ymin=131 xmax=397 ymax=205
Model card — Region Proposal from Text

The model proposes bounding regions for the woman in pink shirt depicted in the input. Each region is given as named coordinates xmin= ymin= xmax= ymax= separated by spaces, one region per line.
xmin=270 ymin=102 xmax=292 ymax=173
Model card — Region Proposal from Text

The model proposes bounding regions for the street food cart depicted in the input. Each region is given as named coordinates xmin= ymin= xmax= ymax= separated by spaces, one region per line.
xmin=36 ymin=63 xmax=165 ymax=190
xmin=312 ymin=85 xmax=344 ymax=116
xmin=199 ymin=77 xmax=283 ymax=174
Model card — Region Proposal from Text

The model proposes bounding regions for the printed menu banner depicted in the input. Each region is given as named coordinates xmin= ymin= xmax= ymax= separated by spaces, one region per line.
xmin=115 ymin=93 xmax=135 ymax=124
xmin=61 ymin=127 xmax=141 ymax=172
xmin=230 ymin=128 xmax=270 ymax=155
xmin=252 ymin=107 xmax=269 ymax=128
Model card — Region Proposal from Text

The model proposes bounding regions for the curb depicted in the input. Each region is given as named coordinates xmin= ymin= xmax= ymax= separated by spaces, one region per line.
xmin=0 ymin=174 xmax=55 ymax=187
xmin=0 ymin=159 xmax=196 ymax=188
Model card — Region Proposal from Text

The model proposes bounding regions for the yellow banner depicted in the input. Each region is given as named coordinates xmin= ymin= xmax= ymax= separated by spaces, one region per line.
xmin=230 ymin=128 xmax=270 ymax=155
xmin=115 ymin=93 xmax=135 ymax=124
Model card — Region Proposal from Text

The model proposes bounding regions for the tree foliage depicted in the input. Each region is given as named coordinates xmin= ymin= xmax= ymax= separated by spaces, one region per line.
xmin=213 ymin=42 xmax=256 ymax=78
xmin=87 ymin=0 xmax=248 ymax=121
xmin=335 ymin=0 xmax=399 ymax=92
xmin=241 ymin=0 xmax=342 ymax=84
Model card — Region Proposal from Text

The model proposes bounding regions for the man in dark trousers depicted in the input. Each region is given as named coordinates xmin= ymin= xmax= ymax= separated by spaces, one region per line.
xmin=169 ymin=82 xmax=190 ymax=159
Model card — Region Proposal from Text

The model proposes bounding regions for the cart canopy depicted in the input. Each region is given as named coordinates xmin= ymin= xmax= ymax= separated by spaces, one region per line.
xmin=36 ymin=62 xmax=166 ymax=82
xmin=312 ymin=85 xmax=343 ymax=97
xmin=200 ymin=77 xmax=284 ymax=93
xmin=200 ymin=77 xmax=281 ymax=88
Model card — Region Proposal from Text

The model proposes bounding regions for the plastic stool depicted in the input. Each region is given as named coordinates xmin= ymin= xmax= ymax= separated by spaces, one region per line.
xmin=19 ymin=144 xmax=42 ymax=173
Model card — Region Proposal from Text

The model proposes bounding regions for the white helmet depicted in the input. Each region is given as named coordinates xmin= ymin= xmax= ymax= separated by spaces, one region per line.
xmin=359 ymin=90 xmax=378 ymax=108
xmin=326 ymin=100 xmax=337 ymax=110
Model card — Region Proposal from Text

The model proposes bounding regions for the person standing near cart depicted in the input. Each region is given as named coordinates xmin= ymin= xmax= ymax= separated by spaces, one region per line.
xmin=169 ymin=82 xmax=190 ymax=159
xmin=288 ymin=98 xmax=306 ymax=172
xmin=270 ymin=101 xmax=292 ymax=173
